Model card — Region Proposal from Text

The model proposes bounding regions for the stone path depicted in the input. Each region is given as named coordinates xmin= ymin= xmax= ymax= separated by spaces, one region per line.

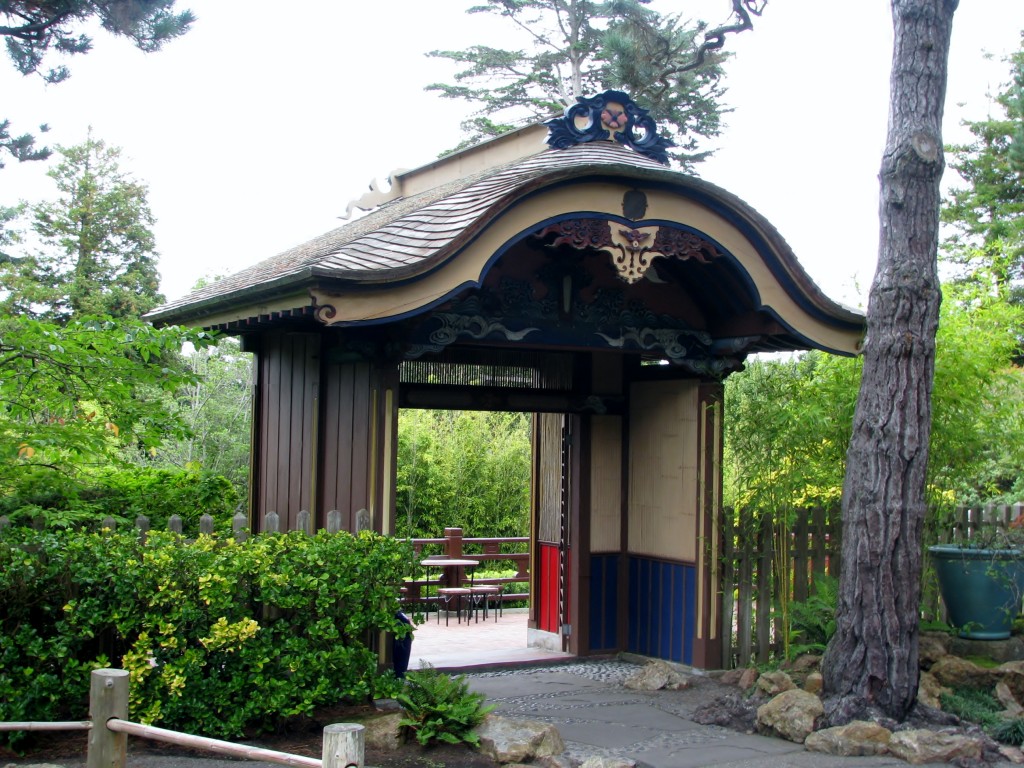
xmin=464 ymin=660 xmax=992 ymax=768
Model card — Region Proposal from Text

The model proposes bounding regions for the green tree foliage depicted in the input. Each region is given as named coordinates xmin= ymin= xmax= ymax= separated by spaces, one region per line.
xmin=942 ymin=33 xmax=1024 ymax=292
xmin=151 ymin=337 xmax=253 ymax=493
xmin=1 ymin=133 xmax=164 ymax=320
xmin=724 ymin=279 xmax=1024 ymax=510
xmin=426 ymin=0 xmax=763 ymax=167
xmin=396 ymin=410 xmax=531 ymax=540
xmin=1 ymin=0 xmax=194 ymax=166
xmin=0 ymin=527 xmax=410 ymax=743
xmin=0 ymin=315 xmax=216 ymax=491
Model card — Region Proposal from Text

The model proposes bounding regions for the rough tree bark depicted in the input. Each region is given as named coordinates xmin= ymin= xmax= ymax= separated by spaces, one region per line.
xmin=820 ymin=0 xmax=958 ymax=723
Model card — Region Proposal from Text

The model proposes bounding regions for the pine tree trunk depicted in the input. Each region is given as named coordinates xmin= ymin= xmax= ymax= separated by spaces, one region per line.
xmin=820 ymin=0 xmax=957 ymax=723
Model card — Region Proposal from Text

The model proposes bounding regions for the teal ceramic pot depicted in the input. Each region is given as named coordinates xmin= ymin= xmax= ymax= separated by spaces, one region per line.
xmin=929 ymin=545 xmax=1024 ymax=640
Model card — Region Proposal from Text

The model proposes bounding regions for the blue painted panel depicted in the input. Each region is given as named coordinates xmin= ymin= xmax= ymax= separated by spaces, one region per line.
xmin=627 ymin=556 xmax=696 ymax=664
xmin=588 ymin=554 xmax=620 ymax=651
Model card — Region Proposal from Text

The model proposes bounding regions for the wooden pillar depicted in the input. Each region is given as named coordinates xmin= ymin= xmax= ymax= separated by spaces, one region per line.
xmin=692 ymin=381 xmax=724 ymax=669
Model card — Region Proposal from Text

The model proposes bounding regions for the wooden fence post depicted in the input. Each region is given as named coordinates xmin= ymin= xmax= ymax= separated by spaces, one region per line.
xmin=326 ymin=510 xmax=342 ymax=534
xmin=233 ymin=511 xmax=249 ymax=542
xmin=322 ymin=723 xmax=364 ymax=768
xmin=168 ymin=515 xmax=183 ymax=535
xmin=199 ymin=514 xmax=214 ymax=535
xmin=297 ymin=510 xmax=311 ymax=535
xmin=87 ymin=668 xmax=129 ymax=768
xmin=265 ymin=510 xmax=281 ymax=533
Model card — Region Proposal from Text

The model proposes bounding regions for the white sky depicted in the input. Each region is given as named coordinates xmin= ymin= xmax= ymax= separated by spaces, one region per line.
xmin=2 ymin=1 xmax=1022 ymax=308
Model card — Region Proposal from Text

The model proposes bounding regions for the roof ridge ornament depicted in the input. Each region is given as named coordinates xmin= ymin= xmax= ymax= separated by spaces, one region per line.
xmin=545 ymin=90 xmax=674 ymax=165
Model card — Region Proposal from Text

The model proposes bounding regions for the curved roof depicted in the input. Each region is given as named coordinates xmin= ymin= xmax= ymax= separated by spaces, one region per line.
xmin=148 ymin=134 xmax=864 ymax=356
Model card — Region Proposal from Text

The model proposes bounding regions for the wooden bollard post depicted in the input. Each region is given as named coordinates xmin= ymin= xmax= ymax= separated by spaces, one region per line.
xmin=322 ymin=723 xmax=364 ymax=768
xmin=87 ymin=669 xmax=129 ymax=768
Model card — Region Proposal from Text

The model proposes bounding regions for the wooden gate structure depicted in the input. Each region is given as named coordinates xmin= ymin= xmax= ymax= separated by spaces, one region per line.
xmin=149 ymin=91 xmax=864 ymax=669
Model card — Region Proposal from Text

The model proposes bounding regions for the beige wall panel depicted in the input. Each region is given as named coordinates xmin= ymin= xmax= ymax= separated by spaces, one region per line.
xmin=590 ymin=416 xmax=622 ymax=553
xmin=536 ymin=412 xmax=563 ymax=544
xmin=628 ymin=380 xmax=699 ymax=561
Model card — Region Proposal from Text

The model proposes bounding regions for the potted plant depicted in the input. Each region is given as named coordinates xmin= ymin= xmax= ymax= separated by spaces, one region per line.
xmin=929 ymin=511 xmax=1024 ymax=640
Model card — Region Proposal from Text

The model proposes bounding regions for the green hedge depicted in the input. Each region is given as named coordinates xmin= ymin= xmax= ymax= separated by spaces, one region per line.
xmin=0 ymin=466 xmax=240 ymax=534
xmin=0 ymin=527 xmax=411 ymax=743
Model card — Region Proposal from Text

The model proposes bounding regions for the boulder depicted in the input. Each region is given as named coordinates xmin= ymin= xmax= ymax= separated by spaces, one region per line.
xmin=756 ymin=670 xmax=796 ymax=696
xmin=756 ymin=689 xmax=823 ymax=743
xmin=737 ymin=667 xmax=759 ymax=691
xmin=916 ymin=671 xmax=947 ymax=710
xmin=803 ymin=720 xmax=891 ymax=756
xmin=928 ymin=655 xmax=998 ymax=689
xmin=803 ymin=671 xmax=823 ymax=695
xmin=718 ymin=668 xmax=744 ymax=686
xmin=361 ymin=712 xmax=405 ymax=752
xmin=997 ymin=680 xmax=1024 ymax=716
xmin=917 ymin=632 xmax=949 ymax=667
xmin=623 ymin=660 xmax=692 ymax=691
xmin=1000 ymin=660 xmax=1024 ymax=705
xmin=476 ymin=715 xmax=565 ymax=764
xmin=998 ymin=744 xmax=1024 ymax=764
xmin=887 ymin=728 xmax=984 ymax=765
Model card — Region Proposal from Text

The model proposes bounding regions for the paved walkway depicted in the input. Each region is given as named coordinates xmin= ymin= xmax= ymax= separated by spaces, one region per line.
xmin=410 ymin=610 xmax=971 ymax=767
xmin=408 ymin=608 xmax=569 ymax=671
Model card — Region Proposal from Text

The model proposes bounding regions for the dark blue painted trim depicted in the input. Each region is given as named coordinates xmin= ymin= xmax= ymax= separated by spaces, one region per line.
xmin=627 ymin=555 xmax=696 ymax=665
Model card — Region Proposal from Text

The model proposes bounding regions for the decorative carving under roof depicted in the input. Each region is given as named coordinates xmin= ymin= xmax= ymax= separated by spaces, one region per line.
xmin=545 ymin=90 xmax=674 ymax=165
xmin=535 ymin=218 xmax=720 ymax=284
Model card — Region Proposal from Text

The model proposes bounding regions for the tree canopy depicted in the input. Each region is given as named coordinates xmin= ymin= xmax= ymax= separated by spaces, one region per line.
xmin=0 ymin=133 xmax=163 ymax=321
xmin=942 ymin=33 xmax=1024 ymax=293
xmin=1 ymin=0 xmax=195 ymax=166
xmin=426 ymin=0 xmax=764 ymax=167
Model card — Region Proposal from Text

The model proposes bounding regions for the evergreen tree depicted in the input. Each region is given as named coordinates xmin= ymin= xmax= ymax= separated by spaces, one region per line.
xmin=1 ymin=133 xmax=164 ymax=321
xmin=426 ymin=0 xmax=763 ymax=168
xmin=942 ymin=33 xmax=1024 ymax=293
xmin=1 ymin=0 xmax=194 ymax=166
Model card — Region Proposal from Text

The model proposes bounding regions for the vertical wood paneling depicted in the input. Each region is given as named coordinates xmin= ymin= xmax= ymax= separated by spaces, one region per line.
xmin=590 ymin=416 xmax=622 ymax=553
xmin=627 ymin=555 xmax=696 ymax=664
xmin=254 ymin=331 xmax=320 ymax=530
xmin=628 ymin=380 xmax=698 ymax=561
xmin=588 ymin=553 xmax=619 ymax=650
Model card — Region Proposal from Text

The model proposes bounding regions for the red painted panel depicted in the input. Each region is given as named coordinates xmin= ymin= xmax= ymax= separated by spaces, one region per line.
xmin=538 ymin=543 xmax=559 ymax=633
xmin=537 ymin=543 xmax=571 ymax=633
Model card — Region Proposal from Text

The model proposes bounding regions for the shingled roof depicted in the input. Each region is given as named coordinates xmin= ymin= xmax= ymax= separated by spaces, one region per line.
xmin=146 ymin=87 xmax=865 ymax=360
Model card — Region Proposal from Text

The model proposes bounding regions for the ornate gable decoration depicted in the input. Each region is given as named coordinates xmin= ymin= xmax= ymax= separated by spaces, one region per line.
xmin=545 ymin=90 xmax=674 ymax=165
xmin=536 ymin=219 xmax=720 ymax=284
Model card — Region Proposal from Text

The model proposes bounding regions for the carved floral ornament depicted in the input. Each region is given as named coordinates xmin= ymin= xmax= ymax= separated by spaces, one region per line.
xmin=534 ymin=219 xmax=720 ymax=284
xmin=545 ymin=90 xmax=675 ymax=165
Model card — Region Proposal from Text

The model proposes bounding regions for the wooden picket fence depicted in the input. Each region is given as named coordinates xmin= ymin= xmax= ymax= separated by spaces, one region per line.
xmin=720 ymin=502 xmax=1024 ymax=669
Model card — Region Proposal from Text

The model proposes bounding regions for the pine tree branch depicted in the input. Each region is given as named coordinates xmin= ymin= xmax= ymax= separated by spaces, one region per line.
xmin=651 ymin=0 xmax=765 ymax=99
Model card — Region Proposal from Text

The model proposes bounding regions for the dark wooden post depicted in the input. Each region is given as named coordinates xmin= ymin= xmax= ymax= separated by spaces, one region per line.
xmin=87 ymin=669 xmax=128 ymax=768
xmin=444 ymin=527 xmax=463 ymax=558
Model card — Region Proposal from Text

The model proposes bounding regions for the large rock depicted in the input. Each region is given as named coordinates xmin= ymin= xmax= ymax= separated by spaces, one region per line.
xmin=918 ymin=632 xmax=950 ymax=667
xmin=803 ymin=671 xmax=823 ymax=695
xmin=476 ymin=715 xmax=565 ymax=764
xmin=623 ymin=660 xmax=692 ymax=691
xmin=1000 ymin=660 xmax=1024 ymax=705
xmin=756 ymin=689 xmax=823 ymax=743
xmin=917 ymin=671 xmax=947 ymax=710
xmin=928 ymin=655 xmax=998 ymax=689
xmin=737 ymin=667 xmax=759 ymax=691
xmin=997 ymin=680 xmax=1024 ymax=716
xmin=887 ymin=729 xmax=984 ymax=765
xmin=757 ymin=670 xmax=796 ymax=696
xmin=361 ymin=712 xmax=405 ymax=752
xmin=804 ymin=720 xmax=891 ymax=756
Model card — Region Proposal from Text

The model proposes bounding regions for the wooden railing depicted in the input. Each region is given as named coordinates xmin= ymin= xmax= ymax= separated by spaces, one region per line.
xmin=401 ymin=527 xmax=530 ymax=609
xmin=0 ymin=669 xmax=363 ymax=768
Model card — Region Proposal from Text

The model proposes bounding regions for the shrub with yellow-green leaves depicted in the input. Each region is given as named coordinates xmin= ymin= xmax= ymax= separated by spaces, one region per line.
xmin=0 ymin=527 xmax=411 ymax=744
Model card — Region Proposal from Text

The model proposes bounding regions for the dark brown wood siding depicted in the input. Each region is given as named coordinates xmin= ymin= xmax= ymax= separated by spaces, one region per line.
xmin=320 ymin=360 xmax=372 ymax=530
xmin=255 ymin=330 xmax=321 ymax=530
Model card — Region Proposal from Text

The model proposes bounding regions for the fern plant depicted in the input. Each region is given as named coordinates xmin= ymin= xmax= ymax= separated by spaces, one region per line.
xmin=788 ymin=573 xmax=839 ymax=658
xmin=395 ymin=664 xmax=494 ymax=747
